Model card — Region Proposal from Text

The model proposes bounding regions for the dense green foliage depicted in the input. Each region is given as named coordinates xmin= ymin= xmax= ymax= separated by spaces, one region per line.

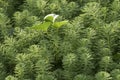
xmin=0 ymin=0 xmax=120 ymax=80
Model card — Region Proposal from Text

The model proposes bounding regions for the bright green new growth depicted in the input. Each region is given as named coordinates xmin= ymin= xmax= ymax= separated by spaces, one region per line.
xmin=31 ymin=14 xmax=68 ymax=31
xmin=95 ymin=71 xmax=112 ymax=80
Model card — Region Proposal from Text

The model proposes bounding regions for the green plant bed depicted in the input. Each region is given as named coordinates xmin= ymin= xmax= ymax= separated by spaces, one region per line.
xmin=0 ymin=0 xmax=120 ymax=80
